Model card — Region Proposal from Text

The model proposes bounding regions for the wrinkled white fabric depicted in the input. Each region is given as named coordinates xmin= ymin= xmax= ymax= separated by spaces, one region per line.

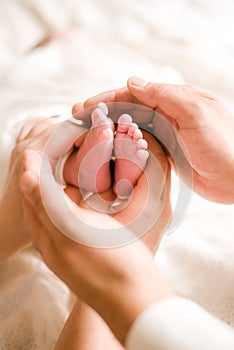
xmin=0 ymin=252 xmax=73 ymax=350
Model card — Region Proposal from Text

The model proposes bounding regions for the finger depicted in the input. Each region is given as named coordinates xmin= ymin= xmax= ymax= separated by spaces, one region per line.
xmin=83 ymin=87 xmax=149 ymax=122
xmin=22 ymin=149 xmax=42 ymax=172
xmin=19 ymin=163 xmax=58 ymax=237
xmin=139 ymin=165 xmax=171 ymax=253
xmin=128 ymin=76 xmax=200 ymax=121
xmin=71 ymin=102 xmax=84 ymax=116
xmin=16 ymin=124 xmax=63 ymax=164
xmin=21 ymin=187 xmax=43 ymax=250
xmin=19 ymin=168 xmax=41 ymax=203
xmin=20 ymin=172 xmax=58 ymax=259
xmin=82 ymin=87 xmax=132 ymax=110
xmin=74 ymin=87 xmax=153 ymax=126
xmin=26 ymin=150 xmax=136 ymax=247
xmin=17 ymin=116 xmax=63 ymax=143
xmin=72 ymin=89 xmax=132 ymax=126
xmin=17 ymin=117 xmax=47 ymax=142
xmin=23 ymin=119 xmax=88 ymax=168
xmin=133 ymin=132 xmax=171 ymax=252
xmin=22 ymin=117 xmax=63 ymax=141
xmin=45 ymin=120 xmax=87 ymax=160
xmin=19 ymin=151 xmax=79 ymax=237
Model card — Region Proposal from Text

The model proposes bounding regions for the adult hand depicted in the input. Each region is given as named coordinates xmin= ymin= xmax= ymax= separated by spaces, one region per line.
xmin=76 ymin=77 xmax=234 ymax=204
xmin=19 ymin=150 xmax=173 ymax=344
xmin=0 ymin=116 xmax=63 ymax=260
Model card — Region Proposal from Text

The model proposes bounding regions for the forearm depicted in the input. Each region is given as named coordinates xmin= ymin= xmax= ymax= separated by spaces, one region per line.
xmin=93 ymin=265 xmax=174 ymax=345
xmin=0 ymin=208 xmax=30 ymax=261
xmin=54 ymin=299 xmax=123 ymax=350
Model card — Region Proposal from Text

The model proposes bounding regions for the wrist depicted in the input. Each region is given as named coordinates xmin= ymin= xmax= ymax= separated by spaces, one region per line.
xmin=197 ymin=172 xmax=234 ymax=204
xmin=95 ymin=265 xmax=174 ymax=344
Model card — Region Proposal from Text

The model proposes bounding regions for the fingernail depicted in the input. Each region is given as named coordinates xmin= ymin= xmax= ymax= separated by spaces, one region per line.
xmin=72 ymin=103 xmax=83 ymax=115
xmin=129 ymin=76 xmax=147 ymax=88
xmin=72 ymin=105 xmax=79 ymax=115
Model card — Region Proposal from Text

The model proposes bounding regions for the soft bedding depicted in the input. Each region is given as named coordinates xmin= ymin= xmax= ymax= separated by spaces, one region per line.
xmin=0 ymin=1 xmax=234 ymax=349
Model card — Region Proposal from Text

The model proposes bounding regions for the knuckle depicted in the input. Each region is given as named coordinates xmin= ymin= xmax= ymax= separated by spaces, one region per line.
xmin=11 ymin=142 xmax=26 ymax=161
xmin=32 ymin=184 xmax=43 ymax=210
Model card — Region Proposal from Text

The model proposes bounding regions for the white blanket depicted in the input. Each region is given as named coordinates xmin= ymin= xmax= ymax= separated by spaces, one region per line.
xmin=0 ymin=0 xmax=234 ymax=349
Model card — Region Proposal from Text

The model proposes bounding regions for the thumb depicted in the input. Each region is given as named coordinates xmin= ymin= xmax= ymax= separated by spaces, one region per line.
xmin=20 ymin=150 xmax=42 ymax=198
xmin=128 ymin=76 xmax=191 ymax=120
xmin=127 ymin=76 xmax=165 ymax=109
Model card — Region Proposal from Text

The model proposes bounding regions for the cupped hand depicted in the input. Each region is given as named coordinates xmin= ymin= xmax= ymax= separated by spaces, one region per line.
xmin=0 ymin=116 xmax=63 ymax=260
xmin=19 ymin=149 xmax=173 ymax=344
xmin=76 ymin=77 xmax=234 ymax=204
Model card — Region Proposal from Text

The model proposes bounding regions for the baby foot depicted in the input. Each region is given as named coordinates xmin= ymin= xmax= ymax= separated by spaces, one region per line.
xmin=113 ymin=114 xmax=149 ymax=199
xmin=63 ymin=104 xmax=114 ymax=193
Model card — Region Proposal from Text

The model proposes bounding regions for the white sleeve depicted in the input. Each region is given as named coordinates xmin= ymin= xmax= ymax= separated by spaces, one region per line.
xmin=126 ymin=297 xmax=234 ymax=350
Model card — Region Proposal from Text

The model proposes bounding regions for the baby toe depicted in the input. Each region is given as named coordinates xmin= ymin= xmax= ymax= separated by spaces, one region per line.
xmin=133 ymin=128 xmax=143 ymax=141
xmin=137 ymin=149 xmax=149 ymax=161
xmin=97 ymin=102 xmax=108 ymax=116
xmin=137 ymin=138 xmax=148 ymax=150
xmin=127 ymin=123 xmax=138 ymax=137
xmin=117 ymin=114 xmax=132 ymax=133
xmin=91 ymin=108 xmax=108 ymax=127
